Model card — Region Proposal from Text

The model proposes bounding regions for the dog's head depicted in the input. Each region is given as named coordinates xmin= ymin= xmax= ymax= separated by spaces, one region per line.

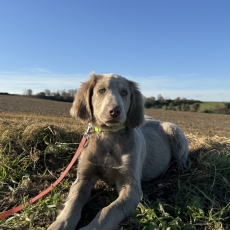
xmin=70 ymin=73 xmax=145 ymax=129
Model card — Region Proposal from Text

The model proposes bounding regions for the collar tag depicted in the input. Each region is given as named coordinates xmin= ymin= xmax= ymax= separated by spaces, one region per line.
xmin=84 ymin=123 xmax=92 ymax=137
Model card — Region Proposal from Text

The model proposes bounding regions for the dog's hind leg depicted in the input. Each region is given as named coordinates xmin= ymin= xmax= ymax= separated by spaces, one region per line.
xmin=161 ymin=122 xmax=189 ymax=168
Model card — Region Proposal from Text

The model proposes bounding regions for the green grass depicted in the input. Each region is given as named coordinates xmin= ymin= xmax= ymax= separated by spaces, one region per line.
xmin=199 ymin=102 xmax=225 ymax=112
xmin=0 ymin=114 xmax=230 ymax=229
xmin=120 ymin=135 xmax=230 ymax=229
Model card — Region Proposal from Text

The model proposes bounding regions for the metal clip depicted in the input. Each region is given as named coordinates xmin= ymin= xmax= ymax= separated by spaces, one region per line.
xmin=84 ymin=123 xmax=92 ymax=137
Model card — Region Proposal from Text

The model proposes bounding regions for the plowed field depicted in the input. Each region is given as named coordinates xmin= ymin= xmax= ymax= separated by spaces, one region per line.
xmin=1 ymin=95 xmax=230 ymax=136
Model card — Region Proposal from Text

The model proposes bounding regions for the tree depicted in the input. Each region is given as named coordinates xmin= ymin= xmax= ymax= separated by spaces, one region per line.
xmin=24 ymin=89 xmax=33 ymax=96
xmin=145 ymin=96 xmax=156 ymax=108
xmin=157 ymin=94 xmax=164 ymax=103
xmin=192 ymin=103 xmax=200 ymax=112
xmin=36 ymin=92 xmax=46 ymax=98
xmin=174 ymin=97 xmax=181 ymax=105
xmin=68 ymin=89 xmax=77 ymax=98
xmin=53 ymin=91 xmax=61 ymax=100
xmin=44 ymin=89 xmax=51 ymax=97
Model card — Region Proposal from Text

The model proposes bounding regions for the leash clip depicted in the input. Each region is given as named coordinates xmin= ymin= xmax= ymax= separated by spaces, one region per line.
xmin=84 ymin=123 xmax=92 ymax=137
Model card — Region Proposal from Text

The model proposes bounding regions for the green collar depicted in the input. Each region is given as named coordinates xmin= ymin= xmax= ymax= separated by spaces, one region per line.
xmin=94 ymin=125 xmax=126 ymax=133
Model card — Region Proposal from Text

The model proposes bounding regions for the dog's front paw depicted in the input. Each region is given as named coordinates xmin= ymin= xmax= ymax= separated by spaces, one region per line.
xmin=48 ymin=220 xmax=75 ymax=230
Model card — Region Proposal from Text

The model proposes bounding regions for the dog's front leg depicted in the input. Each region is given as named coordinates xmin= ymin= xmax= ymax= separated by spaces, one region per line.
xmin=48 ymin=177 xmax=97 ymax=230
xmin=79 ymin=182 xmax=142 ymax=230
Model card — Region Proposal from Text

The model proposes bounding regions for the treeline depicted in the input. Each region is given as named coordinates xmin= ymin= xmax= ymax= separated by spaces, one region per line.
xmin=21 ymin=89 xmax=230 ymax=115
xmin=144 ymin=95 xmax=201 ymax=112
xmin=145 ymin=95 xmax=230 ymax=114
xmin=23 ymin=89 xmax=77 ymax=102
xmin=0 ymin=92 xmax=10 ymax=95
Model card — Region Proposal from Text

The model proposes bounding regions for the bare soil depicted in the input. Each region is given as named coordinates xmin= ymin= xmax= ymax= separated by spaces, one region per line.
xmin=1 ymin=95 xmax=230 ymax=136
xmin=0 ymin=95 xmax=72 ymax=117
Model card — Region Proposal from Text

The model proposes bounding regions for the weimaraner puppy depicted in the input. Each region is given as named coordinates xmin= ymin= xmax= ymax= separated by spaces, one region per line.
xmin=48 ymin=73 xmax=189 ymax=230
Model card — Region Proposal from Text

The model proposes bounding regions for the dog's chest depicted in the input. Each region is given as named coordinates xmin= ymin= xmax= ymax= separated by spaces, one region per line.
xmin=88 ymin=134 xmax=125 ymax=164
xmin=83 ymin=134 xmax=128 ymax=185
xmin=96 ymin=147 xmax=122 ymax=166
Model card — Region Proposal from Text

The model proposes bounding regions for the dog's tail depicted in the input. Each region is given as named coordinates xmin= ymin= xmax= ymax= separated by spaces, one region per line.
xmin=161 ymin=122 xmax=189 ymax=167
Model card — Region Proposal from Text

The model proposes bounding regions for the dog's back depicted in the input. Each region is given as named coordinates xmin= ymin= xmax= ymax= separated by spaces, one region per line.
xmin=140 ymin=117 xmax=189 ymax=181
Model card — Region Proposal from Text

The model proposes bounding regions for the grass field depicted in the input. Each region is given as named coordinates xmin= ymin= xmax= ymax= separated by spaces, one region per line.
xmin=0 ymin=95 xmax=230 ymax=229
xmin=198 ymin=102 xmax=226 ymax=112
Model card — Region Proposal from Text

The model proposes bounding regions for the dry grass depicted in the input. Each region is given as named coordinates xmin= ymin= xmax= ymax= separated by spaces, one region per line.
xmin=0 ymin=97 xmax=230 ymax=229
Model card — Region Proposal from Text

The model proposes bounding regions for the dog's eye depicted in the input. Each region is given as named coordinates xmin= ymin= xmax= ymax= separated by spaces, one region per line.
xmin=99 ymin=88 xmax=106 ymax=94
xmin=121 ymin=90 xmax=127 ymax=96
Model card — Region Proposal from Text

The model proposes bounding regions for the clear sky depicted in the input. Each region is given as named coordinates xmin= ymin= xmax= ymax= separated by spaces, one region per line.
xmin=0 ymin=1 xmax=230 ymax=101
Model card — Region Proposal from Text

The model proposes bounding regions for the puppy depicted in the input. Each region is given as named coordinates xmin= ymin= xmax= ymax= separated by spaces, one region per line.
xmin=48 ymin=73 xmax=189 ymax=230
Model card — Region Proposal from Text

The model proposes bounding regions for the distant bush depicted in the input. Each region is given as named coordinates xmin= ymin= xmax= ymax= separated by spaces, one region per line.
xmin=144 ymin=96 xmax=156 ymax=108
xmin=192 ymin=103 xmax=200 ymax=112
xmin=181 ymin=103 xmax=190 ymax=111
xmin=36 ymin=92 xmax=46 ymax=99
xmin=203 ymin=109 xmax=214 ymax=114
xmin=202 ymin=103 xmax=230 ymax=115
xmin=176 ymin=105 xmax=182 ymax=111
xmin=224 ymin=103 xmax=230 ymax=114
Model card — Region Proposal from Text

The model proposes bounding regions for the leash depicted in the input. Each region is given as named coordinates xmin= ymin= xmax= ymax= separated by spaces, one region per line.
xmin=0 ymin=124 xmax=91 ymax=220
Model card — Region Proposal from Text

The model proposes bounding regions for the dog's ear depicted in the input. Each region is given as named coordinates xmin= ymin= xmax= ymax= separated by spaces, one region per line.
xmin=126 ymin=81 xmax=145 ymax=129
xmin=70 ymin=73 xmax=97 ymax=123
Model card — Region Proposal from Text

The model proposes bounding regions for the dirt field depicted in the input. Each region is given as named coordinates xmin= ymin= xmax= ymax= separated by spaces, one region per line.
xmin=145 ymin=109 xmax=230 ymax=136
xmin=0 ymin=95 xmax=72 ymax=116
xmin=1 ymin=95 xmax=230 ymax=136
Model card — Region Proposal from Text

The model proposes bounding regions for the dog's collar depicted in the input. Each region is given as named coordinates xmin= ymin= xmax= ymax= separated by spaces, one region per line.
xmin=94 ymin=125 xmax=126 ymax=133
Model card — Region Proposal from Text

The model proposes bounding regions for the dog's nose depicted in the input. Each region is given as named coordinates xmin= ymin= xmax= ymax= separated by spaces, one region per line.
xmin=109 ymin=106 xmax=121 ymax=118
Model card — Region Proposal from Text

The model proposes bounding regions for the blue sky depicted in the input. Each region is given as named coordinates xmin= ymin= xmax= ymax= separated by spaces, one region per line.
xmin=0 ymin=1 xmax=229 ymax=101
